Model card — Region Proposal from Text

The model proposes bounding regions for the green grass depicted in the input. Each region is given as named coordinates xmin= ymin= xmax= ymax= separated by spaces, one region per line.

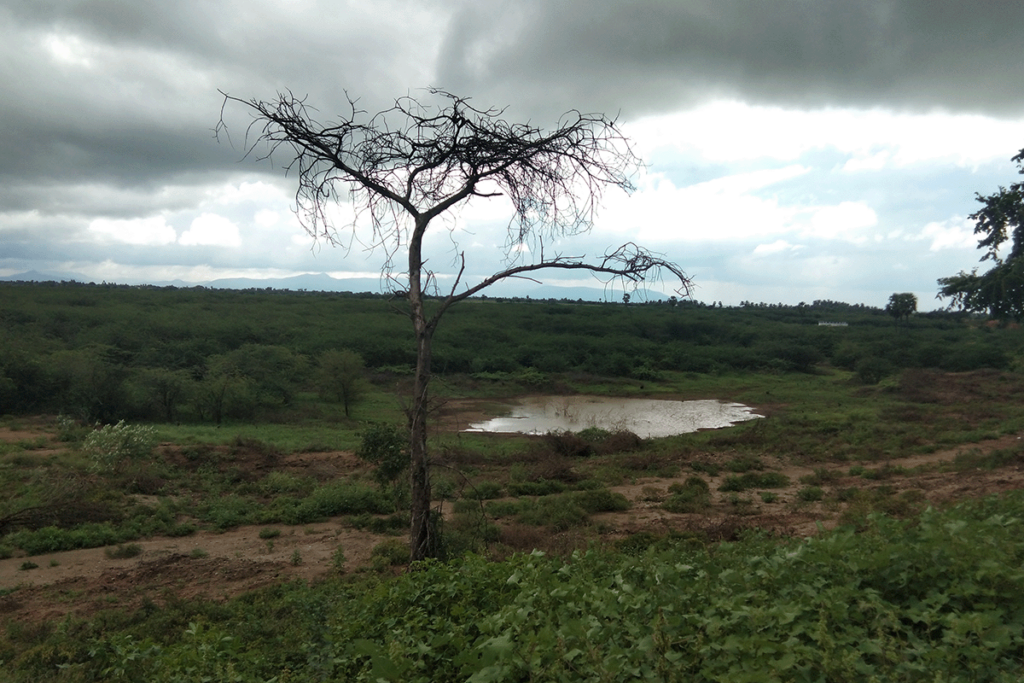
xmin=154 ymin=422 xmax=364 ymax=454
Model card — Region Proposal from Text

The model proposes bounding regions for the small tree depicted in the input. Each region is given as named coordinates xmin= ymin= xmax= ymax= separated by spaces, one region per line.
xmin=84 ymin=420 xmax=157 ymax=473
xmin=137 ymin=368 xmax=193 ymax=422
xmin=938 ymin=147 xmax=1024 ymax=319
xmin=357 ymin=422 xmax=409 ymax=508
xmin=885 ymin=292 xmax=917 ymax=327
xmin=219 ymin=88 xmax=692 ymax=560
xmin=318 ymin=349 xmax=366 ymax=417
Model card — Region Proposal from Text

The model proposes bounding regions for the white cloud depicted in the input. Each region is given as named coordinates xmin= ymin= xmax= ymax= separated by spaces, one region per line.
xmin=207 ymin=181 xmax=290 ymax=206
xmin=753 ymin=240 xmax=800 ymax=256
xmin=41 ymin=32 xmax=95 ymax=69
xmin=921 ymin=217 xmax=977 ymax=252
xmin=625 ymin=101 xmax=1022 ymax=170
xmin=807 ymin=202 xmax=878 ymax=242
xmin=599 ymin=165 xmax=810 ymax=243
xmin=255 ymin=209 xmax=283 ymax=227
xmin=179 ymin=213 xmax=242 ymax=247
xmin=88 ymin=216 xmax=177 ymax=245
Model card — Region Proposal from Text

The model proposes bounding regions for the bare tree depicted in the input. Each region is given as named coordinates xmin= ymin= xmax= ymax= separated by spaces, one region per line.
xmin=218 ymin=88 xmax=692 ymax=561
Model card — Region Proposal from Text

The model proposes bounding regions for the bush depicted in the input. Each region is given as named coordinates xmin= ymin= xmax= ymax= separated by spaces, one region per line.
xmin=105 ymin=543 xmax=142 ymax=559
xmin=508 ymin=480 xmax=567 ymax=496
xmin=573 ymin=488 xmax=629 ymax=513
xmin=518 ymin=496 xmax=589 ymax=531
xmin=798 ymin=486 xmax=825 ymax=502
xmin=371 ymin=538 xmax=409 ymax=570
xmin=464 ymin=481 xmax=503 ymax=500
xmin=856 ymin=357 xmax=892 ymax=385
xmin=358 ymin=423 xmax=408 ymax=488
xmin=720 ymin=472 xmax=791 ymax=492
xmin=663 ymin=477 xmax=712 ymax=513
xmin=84 ymin=421 xmax=157 ymax=473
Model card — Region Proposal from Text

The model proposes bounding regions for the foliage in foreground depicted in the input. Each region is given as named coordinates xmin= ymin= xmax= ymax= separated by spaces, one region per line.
xmin=7 ymin=492 xmax=1024 ymax=682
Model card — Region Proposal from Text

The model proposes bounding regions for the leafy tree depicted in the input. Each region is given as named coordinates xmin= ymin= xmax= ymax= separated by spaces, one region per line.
xmin=216 ymin=344 xmax=306 ymax=406
xmin=318 ymin=349 xmax=366 ymax=417
xmin=135 ymin=367 xmax=194 ymax=422
xmin=884 ymin=292 xmax=917 ymax=327
xmin=938 ymin=147 xmax=1024 ymax=319
xmin=47 ymin=346 xmax=128 ymax=423
xmin=219 ymin=89 xmax=692 ymax=560
xmin=193 ymin=363 xmax=257 ymax=425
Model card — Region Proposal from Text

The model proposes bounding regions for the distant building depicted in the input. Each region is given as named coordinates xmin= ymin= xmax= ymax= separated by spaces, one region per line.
xmin=817 ymin=321 xmax=849 ymax=327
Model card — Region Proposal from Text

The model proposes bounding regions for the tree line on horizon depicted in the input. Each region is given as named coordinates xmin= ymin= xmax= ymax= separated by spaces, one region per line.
xmin=0 ymin=280 xmax=1017 ymax=425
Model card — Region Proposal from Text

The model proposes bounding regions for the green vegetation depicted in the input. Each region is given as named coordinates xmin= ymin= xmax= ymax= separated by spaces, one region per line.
xmin=3 ymin=494 xmax=1023 ymax=681
xmin=938 ymin=146 xmax=1024 ymax=320
xmin=3 ymin=282 xmax=1024 ymax=679
xmin=1 ymin=282 xmax=1020 ymax=425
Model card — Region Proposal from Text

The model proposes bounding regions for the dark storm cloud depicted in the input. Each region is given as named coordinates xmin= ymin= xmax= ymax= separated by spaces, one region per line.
xmin=6 ymin=0 xmax=1019 ymax=203
xmin=0 ymin=0 xmax=1019 ymax=305
xmin=437 ymin=0 xmax=1024 ymax=119
xmin=0 ymin=0 xmax=441 ymax=198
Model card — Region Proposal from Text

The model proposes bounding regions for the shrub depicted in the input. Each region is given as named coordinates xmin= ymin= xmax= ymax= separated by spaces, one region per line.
xmin=668 ymin=477 xmax=711 ymax=496
xmin=105 ymin=543 xmax=142 ymax=559
xmin=720 ymin=472 xmax=790 ymax=492
xmin=508 ymin=480 xmax=567 ymax=496
xmin=663 ymin=477 xmax=712 ymax=513
xmin=464 ymin=481 xmax=503 ymax=500
xmin=516 ymin=494 xmax=590 ymax=531
xmin=724 ymin=455 xmax=764 ymax=473
xmin=371 ymin=539 xmax=409 ymax=570
xmin=573 ymin=488 xmax=629 ymax=513
xmin=691 ymin=461 xmax=720 ymax=477
xmin=331 ymin=546 xmax=346 ymax=573
xmin=542 ymin=431 xmax=593 ymax=458
xmin=357 ymin=423 xmax=408 ymax=489
xmin=272 ymin=482 xmax=393 ymax=525
xmin=84 ymin=421 xmax=157 ymax=473
xmin=800 ymin=468 xmax=840 ymax=485
xmin=662 ymin=487 xmax=710 ymax=514
xmin=856 ymin=357 xmax=892 ymax=385
xmin=798 ymin=486 xmax=825 ymax=502
xmin=347 ymin=512 xmax=408 ymax=534
xmin=757 ymin=471 xmax=791 ymax=488
xmin=55 ymin=414 xmax=89 ymax=443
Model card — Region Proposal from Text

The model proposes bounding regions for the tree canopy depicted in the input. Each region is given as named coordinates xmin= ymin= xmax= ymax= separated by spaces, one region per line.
xmin=885 ymin=292 xmax=917 ymax=326
xmin=938 ymin=147 xmax=1024 ymax=319
xmin=219 ymin=88 xmax=691 ymax=560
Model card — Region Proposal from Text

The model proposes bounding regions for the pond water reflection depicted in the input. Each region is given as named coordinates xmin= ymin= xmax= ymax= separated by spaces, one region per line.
xmin=464 ymin=396 xmax=763 ymax=438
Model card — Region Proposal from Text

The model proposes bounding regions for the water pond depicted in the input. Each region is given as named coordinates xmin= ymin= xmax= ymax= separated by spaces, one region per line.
xmin=464 ymin=396 xmax=763 ymax=439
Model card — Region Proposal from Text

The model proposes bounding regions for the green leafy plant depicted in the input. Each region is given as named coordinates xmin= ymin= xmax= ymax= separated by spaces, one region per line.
xmin=331 ymin=545 xmax=346 ymax=573
xmin=357 ymin=423 xmax=407 ymax=485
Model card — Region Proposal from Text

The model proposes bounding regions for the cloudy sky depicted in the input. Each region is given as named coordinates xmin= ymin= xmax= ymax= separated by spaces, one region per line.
xmin=3 ymin=0 xmax=1024 ymax=308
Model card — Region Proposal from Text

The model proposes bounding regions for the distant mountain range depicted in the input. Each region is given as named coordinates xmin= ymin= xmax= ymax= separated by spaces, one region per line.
xmin=0 ymin=270 xmax=667 ymax=302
